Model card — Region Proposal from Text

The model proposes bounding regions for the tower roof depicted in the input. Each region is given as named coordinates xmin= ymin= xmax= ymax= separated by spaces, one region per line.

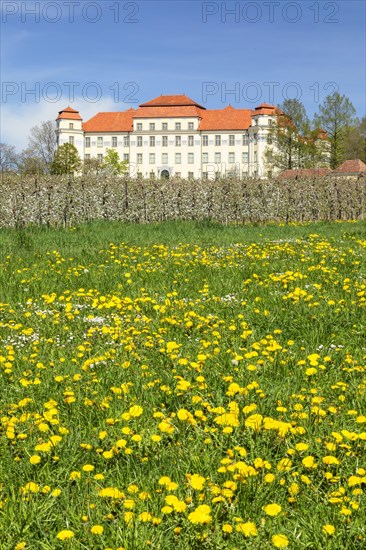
xmin=56 ymin=106 xmax=82 ymax=121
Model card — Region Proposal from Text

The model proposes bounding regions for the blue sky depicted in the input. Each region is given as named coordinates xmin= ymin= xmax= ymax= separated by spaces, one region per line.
xmin=1 ymin=0 xmax=365 ymax=149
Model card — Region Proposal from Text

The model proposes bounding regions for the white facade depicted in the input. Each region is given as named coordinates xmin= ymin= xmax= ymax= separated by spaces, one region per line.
xmin=56 ymin=97 xmax=278 ymax=179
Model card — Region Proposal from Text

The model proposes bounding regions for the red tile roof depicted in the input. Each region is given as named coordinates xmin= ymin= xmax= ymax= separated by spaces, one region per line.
xmin=83 ymin=109 xmax=135 ymax=132
xmin=56 ymin=106 xmax=82 ymax=121
xmin=279 ymin=168 xmax=332 ymax=179
xmin=333 ymin=159 xmax=366 ymax=173
xmin=133 ymin=106 xmax=204 ymax=118
xmin=140 ymin=94 xmax=205 ymax=109
xmin=198 ymin=107 xmax=253 ymax=130
xmin=80 ymin=97 xmax=280 ymax=132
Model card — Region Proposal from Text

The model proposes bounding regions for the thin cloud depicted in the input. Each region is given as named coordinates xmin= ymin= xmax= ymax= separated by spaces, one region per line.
xmin=1 ymin=96 xmax=130 ymax=151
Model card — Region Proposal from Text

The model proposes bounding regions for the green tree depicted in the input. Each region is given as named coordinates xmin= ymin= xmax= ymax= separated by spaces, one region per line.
xmin=51 ymin=143 xmax=81 ymax=175
xmin=265 ymin=100 xmax=309 ymax=171
xmin=314 ymin=92 xmax=356 ymax=168
xmin=343 ymin=117 xmax=366 ymax=163
xmin=278 ymin=99 xmax=310 ymax=135
xmin=83 ymin=157 xmax=103 ymax=175
xmin=102 ymin=149 xmax=128 ymax=175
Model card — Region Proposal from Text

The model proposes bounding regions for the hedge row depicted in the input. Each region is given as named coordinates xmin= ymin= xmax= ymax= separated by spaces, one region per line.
xmin=0 ymin=174 xmax=365 ymax=227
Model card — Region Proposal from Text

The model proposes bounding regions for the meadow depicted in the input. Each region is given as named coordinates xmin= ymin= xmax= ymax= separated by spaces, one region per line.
xmin=0 ymin=220 xmax=365 ymax=549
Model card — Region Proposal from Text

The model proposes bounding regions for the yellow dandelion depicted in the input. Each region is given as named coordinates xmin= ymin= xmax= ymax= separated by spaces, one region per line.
xmin=263 ymin=503 xmax=282 ymax=516
xmin=323 ymin=524 xmax=335 ymax=535
xmin=236 ymin=522 xmax=258 ymax=536
xmin=56 ymin=530 xmax=74 ymax=540
xmin=188 ymin=504 xmax=211 ymax=524
xmin=90 ymin=525 xmax=103 ymax=535
xmin=188 ymin=474 xmax=206 ymax=490
xmin=302 ymin=455 xmax=316 ymax=468
xmin=272 ymin=534 xmax=289 ymax=547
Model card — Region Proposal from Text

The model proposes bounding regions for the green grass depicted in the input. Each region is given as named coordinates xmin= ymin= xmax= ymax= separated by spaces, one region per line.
xmin=0 ymin=220 xmax=365 ymax=549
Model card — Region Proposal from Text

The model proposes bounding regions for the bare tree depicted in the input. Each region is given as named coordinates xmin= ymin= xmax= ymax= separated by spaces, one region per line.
xmin=28 ymin=121 xmax=57 ymax=172
xmin=0 ymin=143 xmax=19 ymax=174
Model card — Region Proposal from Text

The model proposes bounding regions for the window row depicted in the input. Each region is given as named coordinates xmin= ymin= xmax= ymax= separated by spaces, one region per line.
xmin=84 ymin=154 xmax=130 ymax=162
xmin=84 ymin=133 xmax=251 ymax=148
xmin=136 ymin=122 xmax=195 ymax=131
xmin=84 ymin=136 xmax=130 ymax=148
xmin=136 ymin=153 xmax=195 ymax=164
xmin=84 ymin=152 xmax=253 ymax=164
xmin=133 ymin=152 xmax=252 ymax=164
xmin=137 ymin=135 xmax=196 ymax=147
xmin=203 ymin=152 xmax=251 ymax=163
xmin=198 ymin=134 xmax=250 ymax=146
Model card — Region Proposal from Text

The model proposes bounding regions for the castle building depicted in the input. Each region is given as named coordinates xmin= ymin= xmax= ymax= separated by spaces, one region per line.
xmin=55 ymin=95 xmax=278 ymax=179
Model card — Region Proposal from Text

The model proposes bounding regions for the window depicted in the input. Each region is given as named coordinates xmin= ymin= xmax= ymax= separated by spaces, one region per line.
xmin=112 ymin=136 xmax=117 ymax=148
xmin=137 ymin=172 xmax=142 ymax=177
xmin=188 ymin=122 xmax=194 ymax=130
xmin=188 ymin=153 xmax=194 ymax=164
xmin=162 ymin=122 xmax=168 ymax=131
xmin=149 ymin=153 xmax=155 ymax=164
xmin=85 ymin=137 xmax=90 ymax=148
xmin=267 ymin=170 xmax=273 ymax=178
xmin=202 ymin=172 xmax=208 ymax=180
xmin=202 ymin=135 xmax=208 ymax=146
xmin=269 ymin=119 xmax=273 ymax=126
xmin=229 ymin=152 xmax=235 ymax=163
xmin=175 ymin=122 xmax=181 ymax=130
xmin=137 ymin=123 xmax=142 ymax=131
xmin=188 ymin=135 xmax=194 ymax=146
xmin=215 ymin=152 xmax=221 ymax=163
xmin=137 ymin=153 xmax=143 ymax=164
xmin=175 ymin=136 xmax=181 ymax=147
xmin=175 ymin=153 xmax=181 ymax=164
xmin=229 ymin=135 xmax=235 ymax=146
xmin=267 ymin=134 xmax=273 ymax=144
xmin=149 ymin=123 xmax=155 ymax=131
xmin=215 ymin=135 xmax=221 ymax=146
xmin=188 ymin=172 xmax=194 ymax=179
xmin=149 ymin=171 xmax=155 ymax=178
xmin=162 ymin=136 xmax=168 ymax=147
xmin=137 ymin=136 xmax=143 ymax=147
xmin=69 ymin=123 xmax=74 ymax=129
xmin=97 ymin=154 xmax=103 ymax=162
xmin=150 ymin=136 xmax=155 ymax=147
xmin=242 ymin=152 xmax=249 ymax=163
xmin=242 ymin=170 xmax=249 ymax=178
xmin=123 ymin=154 xmax=129 ymax=162
xmin=97 ymin=137 xmax=103 ymax=147
xmin=162 ymin=153 xmax=168 ymax=164
xmin=84 ymin=154 xmax=90 ymax=160
xmin=124 ymin=136 xmax=129 ymax=147
xmin=254 ymin=133 xmax=258 ymax=144
xmin=242 ymin=133 xmax=249 ymax=145
xmin=175 ymin=172 xmax=181 ymax=177
xmin=202 ymin=152 xmax=208 ymax=163
xmin=69 ymin=136 xmax=74 ymax=145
